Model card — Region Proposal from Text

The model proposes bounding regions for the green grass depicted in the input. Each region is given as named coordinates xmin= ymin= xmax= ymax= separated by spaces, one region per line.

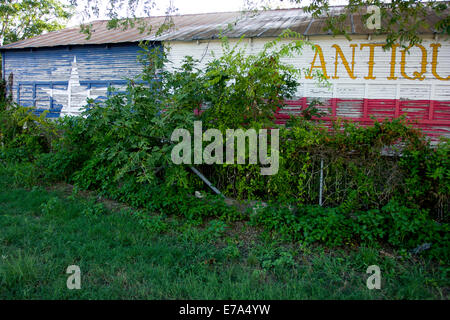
xmin=0 ymin=180 xmax=448 ymax=299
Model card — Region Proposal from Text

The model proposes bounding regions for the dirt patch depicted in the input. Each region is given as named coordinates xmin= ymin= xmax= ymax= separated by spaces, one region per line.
xmin=46 ymin=182 xmax=134 ymax=213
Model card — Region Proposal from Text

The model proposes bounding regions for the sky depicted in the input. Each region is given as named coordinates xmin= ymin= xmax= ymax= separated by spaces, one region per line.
xmin=67 ymin=0 xmax=347 ymax=26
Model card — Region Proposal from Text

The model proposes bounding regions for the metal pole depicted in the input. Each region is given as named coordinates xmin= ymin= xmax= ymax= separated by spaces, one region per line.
xmin=319 ymin=158 xmax=324 ymax=206
xmin=189 ymin=166 xmax=224 ymax=198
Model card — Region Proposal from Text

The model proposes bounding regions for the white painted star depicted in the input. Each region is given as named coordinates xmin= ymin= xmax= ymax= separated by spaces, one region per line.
xmin=43 ymin=56 xmax=99 ymax=117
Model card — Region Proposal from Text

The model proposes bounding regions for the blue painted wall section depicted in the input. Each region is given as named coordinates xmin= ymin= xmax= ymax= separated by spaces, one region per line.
xmin=1 ymin=51 xmax=5 ymax=81
xmin=1 ymin=42 xmax=158 ymax=117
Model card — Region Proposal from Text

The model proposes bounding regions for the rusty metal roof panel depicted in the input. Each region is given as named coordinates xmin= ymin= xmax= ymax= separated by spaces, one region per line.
xmin=155 ymin=12 xmax=240 ymax=41
xmin=352 ymin=12 xmax=369 ymax=35
xmin=0 ymin=18 xmax=164 ymax=49
xmin=207 ymin=9 xmax=313 ymax=38
xmin=1 ymin=6 xmax=445 ymax=50
xmin=350 ymin=6 xmax=447 ymax=35
xmin=303 ymin=6 xmax=353 ymax=36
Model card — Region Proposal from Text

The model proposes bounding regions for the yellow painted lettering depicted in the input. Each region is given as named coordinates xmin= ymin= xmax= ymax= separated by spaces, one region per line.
xmin=360 ymin=43 xmax=384 ymax=80
xmin=388 ymin=44 xmax=399 ymax=80
xmin=306 ymin=45 xmax=329 ymax=79
xmin=400 ymin=44 xmax=427 ymax=81
xmin=430 ymin=43 xmax=450 ymax=81
xmin=332 ymin=44 xmax=357 ymax=79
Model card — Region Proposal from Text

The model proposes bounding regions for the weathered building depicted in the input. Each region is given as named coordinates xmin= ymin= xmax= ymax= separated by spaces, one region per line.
xmin=0 ymin=42 xmax=147 ymax=117
xmin=1 ymin=8 xmax=449 ymax=137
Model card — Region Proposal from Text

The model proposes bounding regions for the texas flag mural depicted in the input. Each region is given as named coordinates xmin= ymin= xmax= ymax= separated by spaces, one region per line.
xmin=42 ymin=56 xmax=99 ymax=117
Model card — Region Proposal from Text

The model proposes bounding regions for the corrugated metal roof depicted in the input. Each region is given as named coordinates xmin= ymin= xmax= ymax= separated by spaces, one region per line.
xmin=0 ymin=6 xmax=446 ymax=50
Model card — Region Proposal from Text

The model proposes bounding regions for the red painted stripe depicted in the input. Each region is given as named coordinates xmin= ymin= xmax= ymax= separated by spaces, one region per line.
xmin=194 ymin=98 xmax=450 ymax=139
xmin=273 ymin=98 xmax=450 ymax=139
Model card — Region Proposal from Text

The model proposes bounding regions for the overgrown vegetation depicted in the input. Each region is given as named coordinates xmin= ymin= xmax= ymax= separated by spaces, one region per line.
xmin=0 ymin=180 xmax=447 ymax=299
xmin=0 ymin=33 xmax=449 ymax=266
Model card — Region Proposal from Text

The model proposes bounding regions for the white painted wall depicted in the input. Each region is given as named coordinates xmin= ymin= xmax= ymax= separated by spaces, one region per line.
xmin=163 ymin=35 xmax=450 ymax=101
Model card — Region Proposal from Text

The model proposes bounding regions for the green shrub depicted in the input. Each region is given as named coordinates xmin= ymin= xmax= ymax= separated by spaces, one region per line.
xmin=134 ymin=211 xmax=169 ymax=234
xmin=82 ymin=202 xmax=107 ymax=217
xmin=352 ymin=209 xmax=387 ymax=244
xmin=0 ymin=104 xmax=56 ymax=162
xmin=250 ymin=200 xmax=449 ymax=262
xmin=0 ymin=33 xmax=447 ymax=263
xmin=250 ymin=204 xmax=353 ymax=246
xmin=0 ymin=161 xmax=40 ymax=188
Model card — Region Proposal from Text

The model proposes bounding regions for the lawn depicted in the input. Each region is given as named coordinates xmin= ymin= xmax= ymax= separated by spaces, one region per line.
xmin=0 ymin=176 xmax=447 ymax=299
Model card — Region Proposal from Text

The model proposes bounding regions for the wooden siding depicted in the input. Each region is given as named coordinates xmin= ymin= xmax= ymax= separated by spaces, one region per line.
xmin=2 ymin=34 xmax=449 ymax=140
xmin=3 ymin=43 xmax=150 ymax=117
xmin=165 ymin=36 xmax=450 ymax=140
